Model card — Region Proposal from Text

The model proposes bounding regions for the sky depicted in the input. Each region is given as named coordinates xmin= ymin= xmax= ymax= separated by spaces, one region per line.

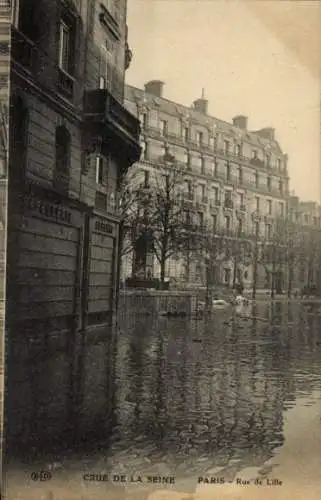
xmin=125 ymin=0 xmax=321 ymax=203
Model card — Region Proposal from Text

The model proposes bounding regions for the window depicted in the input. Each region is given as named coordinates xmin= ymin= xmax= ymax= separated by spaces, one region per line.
xmin=196 ymin=131 xmax=203 ymax=145
xmin=255 ymin=196 xmax=260 ymax=211
xmin=267 ymin=200 xmax=272 ymax=215
xmin=209 ymin=136 xmax=215 ymax=149
xmin=225 ymin=191 xmax=233 ymax=208
xmin=276 ymin=158 xmax=281 ymax=170
xmin=225 ymin=215 xmax=230 ymax=230
xmin=252 ymin=150 xmax=257 ymax=159
xmin=265 ymin=224 xmax=272 ymax=239
xmin=238 ymin=167 xmax=243 ymax=184
xmin=200 ymin=184 xmax=206 ymax=201
xmin=200 ymin=156 xmax=205 ymax=174
xmin=184 ymin=180 xmax=192 ymax=198
xmin=254 ymin=221 xmax=260 ymax=236
xmin=279 ymin=179 xmax=283 ymax=194
xmin=213 ymin=186 xmax=219 ymax=202
xmin=160 ymin=120 xmax=167 ymax=136
xmin=237 ymin=219 xmax=243 ymax=234
xmin=224 ymin=140 xmax=229 ymax=155
xmin=54 ymin=126 xmax=70 ymax=192
xmin=211 ymin=214 xmax=217 ymax=231
xmin=279 ymin=202 xmax=284 ymax=216
xmin=236 ymin=144 xmax=242 ymax=157
xmin=266 ymin=153 xmax=271 ymax=167
xmin=184 ymin=150 xmax=189 ymax=165
xmin=255 ymin=172 xmax=259 ymax=188
xmin=95 ymin=156 xmax=104 ymax=184
xmin=213 ymin=158 xmax=218 ymax=177
xmin=304 ymin=214 xmax=309 ymax=223
xmin=239 ymin=193 xmax=244 ymax=207
xmin=183 ymin=126 xmax=189 ymax=141
xmin=99 ymin=44 xmax=111 ymax=89
xmin=226 ymin=162 xmax=231 ymax=180
xmin=59 ymin=18 xmax=74 ymax=75
xmin=267 ymin=176 xmax=271 ymax=192
xmin=197 ymin=211 xmax=204 ymax=227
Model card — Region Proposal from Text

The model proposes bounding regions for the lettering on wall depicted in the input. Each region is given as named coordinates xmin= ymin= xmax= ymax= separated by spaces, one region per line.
xmin=95 ymin=218 xmax=114 ymax=235
xmin=22 ymin=192 xmax=72 ymax=224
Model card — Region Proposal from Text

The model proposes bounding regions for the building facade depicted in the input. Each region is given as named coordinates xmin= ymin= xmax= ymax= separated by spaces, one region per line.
xmin=5 ymin=0 xmax=140 ymax=448
xmin=123 ymin=80 xmax=289 ymax=290
xmin=287 ymin=195 xmax=321 ymax=293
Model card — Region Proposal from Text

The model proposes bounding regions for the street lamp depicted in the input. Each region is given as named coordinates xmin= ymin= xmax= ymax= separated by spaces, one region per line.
xmin=251 ymin=210 xmax=260 ymax=300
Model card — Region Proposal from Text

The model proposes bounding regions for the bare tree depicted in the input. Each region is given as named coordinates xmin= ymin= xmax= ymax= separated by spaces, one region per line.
xmin=147 ymin=155 xmax=187 ymax=288
xmin=285 ymin=218 xmax=304 ymax=296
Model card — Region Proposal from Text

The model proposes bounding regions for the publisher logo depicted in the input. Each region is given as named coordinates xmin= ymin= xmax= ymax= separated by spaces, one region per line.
xmin=31 ymin=471 xmax=52 ymax=482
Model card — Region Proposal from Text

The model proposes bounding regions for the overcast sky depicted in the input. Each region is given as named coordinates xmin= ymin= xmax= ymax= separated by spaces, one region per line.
xmin=125 ymin=0 xmax=321 ymax=203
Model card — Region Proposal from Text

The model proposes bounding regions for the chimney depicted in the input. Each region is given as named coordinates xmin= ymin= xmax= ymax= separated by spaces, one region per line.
xmin=144 ymin=80 xmax=164 ymax=98
xmin=232 ymin=115 xmax=248 ymax=130
xmin=192 ymin=88 xmax=208 ymax=114
xmin=256 ymin=127 xmax=275 ymax=141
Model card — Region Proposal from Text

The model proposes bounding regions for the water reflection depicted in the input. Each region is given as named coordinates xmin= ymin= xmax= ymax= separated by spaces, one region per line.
xmin=113 ymin=302 xmax=321 ymax=478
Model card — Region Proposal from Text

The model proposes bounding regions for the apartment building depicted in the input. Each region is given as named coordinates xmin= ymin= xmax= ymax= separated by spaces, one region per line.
xmin=288 ymin=195 xmax=321 ymax=291
xmin=123 ymin=80 xmax=289 ymax=289
xmin=6 ymin=0 xmax=140 ymax=448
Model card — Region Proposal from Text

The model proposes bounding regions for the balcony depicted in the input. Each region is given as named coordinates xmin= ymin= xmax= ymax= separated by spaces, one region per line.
xmin=224 ymin=199 xmax=234 ymax=210
xmin=84 ymin=89 xmax=141 ymax=166
xmin=252 ymin=209 xmax=261 ymax=221
xmin=11 ymin=27 xmax=37 ymax=73
xmin=209 ymin=199 xmax=220 ymax=211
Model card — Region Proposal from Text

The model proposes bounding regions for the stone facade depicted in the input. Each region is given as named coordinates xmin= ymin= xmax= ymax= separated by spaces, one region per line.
xmin=123 ymin=81 xmax=290 ymax=290
xmin=5 ymin=0 xmax=140 ymax=449
xmin=287 ymin=195 xmax=321 ymax=292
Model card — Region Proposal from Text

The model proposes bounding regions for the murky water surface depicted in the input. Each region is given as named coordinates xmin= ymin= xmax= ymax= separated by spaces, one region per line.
xmin=4 ymin=302 xmax=321 ymax=499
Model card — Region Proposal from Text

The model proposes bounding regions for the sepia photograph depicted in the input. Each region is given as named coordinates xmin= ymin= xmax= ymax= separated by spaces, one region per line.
xmin=1 ymin=0 xmax=321 ymax=499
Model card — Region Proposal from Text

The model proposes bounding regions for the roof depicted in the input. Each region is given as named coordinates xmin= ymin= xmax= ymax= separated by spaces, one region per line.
xmin=125 ymin=84 xmax=283 ymax=155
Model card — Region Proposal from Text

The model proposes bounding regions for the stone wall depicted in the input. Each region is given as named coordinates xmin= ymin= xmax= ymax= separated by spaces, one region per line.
xmin=119 ymin=290 xmax=200 ymax=317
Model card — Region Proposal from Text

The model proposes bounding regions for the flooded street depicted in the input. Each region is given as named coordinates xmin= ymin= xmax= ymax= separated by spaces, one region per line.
xmin=4 ymin=302 xmax=321 ymax=499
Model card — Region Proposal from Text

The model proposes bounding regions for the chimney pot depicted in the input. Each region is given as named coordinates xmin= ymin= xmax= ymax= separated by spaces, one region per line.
xmin=144 ymin=80 xmax=164 ymax=98
xmin=232 ymin=115 xmax=248 ymax=130
xmin=193 ymin=98 xmax=208 ymax=115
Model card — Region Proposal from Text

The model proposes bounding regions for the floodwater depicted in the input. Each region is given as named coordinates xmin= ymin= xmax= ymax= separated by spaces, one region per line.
xmin=4 ymin=302 xmax=321 ymax=499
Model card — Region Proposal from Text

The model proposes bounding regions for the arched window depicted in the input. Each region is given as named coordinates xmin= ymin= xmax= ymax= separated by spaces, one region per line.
xmin=54 ymin=125 xmax=70 ymax=193
xmin=10 ymin=94 xmax=29 ymax=184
